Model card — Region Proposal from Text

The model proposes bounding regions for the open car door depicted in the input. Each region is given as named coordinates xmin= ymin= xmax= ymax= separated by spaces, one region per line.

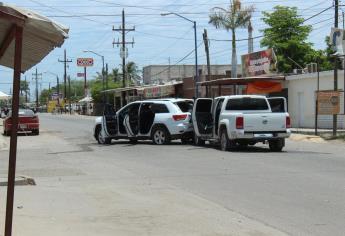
xmin=102 ymin=104 xmax=117 ymax=137
xmin=267 ymin=97 xmax=287 ymax=113
xmin=192 ymin=98 xmax=213 ymax=138
xmin=123 ymin=103 xmax=140 ymax=138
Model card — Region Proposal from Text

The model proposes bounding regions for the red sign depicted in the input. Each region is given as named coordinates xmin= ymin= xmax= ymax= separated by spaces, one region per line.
xmin=77 ymin=58 xmax=93 ymax=67
xmin=77 ymin=73 xmax=85 ymax=77
xmin=241 ymin=49 xmax=277 ymax=77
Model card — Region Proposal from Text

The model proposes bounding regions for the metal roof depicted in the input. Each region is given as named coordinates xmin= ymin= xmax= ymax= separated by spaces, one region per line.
xmin=0 ymin=2 xmax=69 ymax=72
xmin=197 ymin=75 xmax=285 ymax=86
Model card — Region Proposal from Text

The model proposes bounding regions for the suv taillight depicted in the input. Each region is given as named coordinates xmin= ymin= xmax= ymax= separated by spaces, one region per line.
xmin=173 ymin=114 xmax=187 ymax=121
xmin=286 ymin=116 xmax=291 ymax=128
xmin=236 ymin=117 xmax=244 ymax=129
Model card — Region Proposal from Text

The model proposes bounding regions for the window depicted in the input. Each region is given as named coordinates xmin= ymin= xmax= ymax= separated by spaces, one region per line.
xmin=225 ymin=98 xmax=269 ymax=110
xmin=175 ymin=101 xmax=194 ymax=113
xmin=151 ymin=104 xmax=169 ymax=113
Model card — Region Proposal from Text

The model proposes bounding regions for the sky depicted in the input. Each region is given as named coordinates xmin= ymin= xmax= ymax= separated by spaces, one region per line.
xmin=0 ymin=0 xmax=336 ymax=99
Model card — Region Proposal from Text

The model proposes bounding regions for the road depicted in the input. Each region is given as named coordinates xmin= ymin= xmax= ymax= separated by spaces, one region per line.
xmin=0 ymin=113 xmax=344 ymax=235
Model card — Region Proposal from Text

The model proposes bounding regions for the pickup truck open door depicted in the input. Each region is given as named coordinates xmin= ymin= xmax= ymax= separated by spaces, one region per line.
xmin=192 ymin=98 xmax=213 ymax=138
xmin=267 ymin=97 xmax=287 ymax=113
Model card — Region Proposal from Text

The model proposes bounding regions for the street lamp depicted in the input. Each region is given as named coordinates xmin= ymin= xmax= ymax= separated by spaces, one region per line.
xmin=161 ymin=12 xmax=199 ymax=98
xmin=83 ymin=50 xmax=105 ymax=103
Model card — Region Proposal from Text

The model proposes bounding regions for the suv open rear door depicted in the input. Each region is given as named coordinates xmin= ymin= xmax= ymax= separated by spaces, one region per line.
xmin=267 ymin=97 xmax=287 ymax=113
xmin=192 ymin=98 xmax=213 ymax=138
xmin=102 ymin=104 xmax=117 ymax=137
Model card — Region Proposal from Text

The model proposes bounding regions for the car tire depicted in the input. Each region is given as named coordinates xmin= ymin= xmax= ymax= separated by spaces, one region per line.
xmin=96 ymin=126 xmax=111 ymax=145
xmin=269 ymin=139 xmax=284 ymax=152
xmin=193 ymin=133 xmax=205 ymax=146
xmin=220 ymin=128 xmax=236 ymax=151
xmin=151 ymin=126 xmax=171 ymax=145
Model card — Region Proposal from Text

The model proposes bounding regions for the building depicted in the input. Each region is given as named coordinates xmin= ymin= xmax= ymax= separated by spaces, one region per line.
xmin=286 ymin=71 xmax=345 ymax=129
xmin=143 ymin=64 xmax=242 ymax=85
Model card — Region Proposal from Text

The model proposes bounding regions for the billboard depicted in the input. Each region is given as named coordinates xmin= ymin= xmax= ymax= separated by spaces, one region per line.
xmin=77 ymin=58 xmax=94 ymax=67
xmin=317 ymin=91 xmax=341 ymax=115
xmin=241 ymin=48 xmax=277 ymax=77
xmin=330 ymin=28 xmax=345 ymax=55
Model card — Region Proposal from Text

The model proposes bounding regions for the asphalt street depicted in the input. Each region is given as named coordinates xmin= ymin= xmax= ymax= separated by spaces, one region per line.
xmin=0 ymin=113 xmax=344 ymax=235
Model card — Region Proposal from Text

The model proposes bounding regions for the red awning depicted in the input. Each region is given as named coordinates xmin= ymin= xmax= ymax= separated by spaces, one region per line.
xmin=246 ymin=81 xmax=282 ymax=94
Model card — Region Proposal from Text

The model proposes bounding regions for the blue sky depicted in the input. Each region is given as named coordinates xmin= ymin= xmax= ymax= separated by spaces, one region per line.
xmin=0 ymin=0 xmax=335 ymax=98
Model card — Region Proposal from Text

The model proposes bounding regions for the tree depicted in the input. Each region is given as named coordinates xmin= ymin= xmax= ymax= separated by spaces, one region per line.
xmin=261 ymin=6 xmax=322 ymax=73
xmin=209 ymin=0 xmax=254 ymax=78
xmin=126 ymin=61 xmax=140 ymax=85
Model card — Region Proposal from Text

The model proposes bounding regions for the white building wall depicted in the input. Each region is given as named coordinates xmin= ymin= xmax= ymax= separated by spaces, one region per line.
xmin=286 ymin=71 xmax=345 ymax=129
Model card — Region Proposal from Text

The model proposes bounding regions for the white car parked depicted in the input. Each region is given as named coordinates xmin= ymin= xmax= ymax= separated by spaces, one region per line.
xmin=94 ymin=99 xmax=194 ymax=145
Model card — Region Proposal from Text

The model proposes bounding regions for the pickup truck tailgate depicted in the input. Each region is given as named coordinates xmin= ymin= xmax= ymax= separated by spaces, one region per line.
xmin=243 ymin=113 xmax=286 ymax=132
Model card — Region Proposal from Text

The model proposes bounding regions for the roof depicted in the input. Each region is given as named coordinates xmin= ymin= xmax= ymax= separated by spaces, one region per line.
xmin=0 ymin=90 xmax=11 ymax=100
xmin=198 ymin=75 xmax=285 ymax=86
xmin=0 ymin=2 xmax=69 ymax=72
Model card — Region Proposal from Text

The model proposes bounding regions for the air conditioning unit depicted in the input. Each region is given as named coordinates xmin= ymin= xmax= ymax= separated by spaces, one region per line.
xmin=306 ymin=63 xmax=318 ymax=73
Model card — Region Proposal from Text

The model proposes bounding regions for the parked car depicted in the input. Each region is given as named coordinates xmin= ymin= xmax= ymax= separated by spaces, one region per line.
xmin=192 ymin=95 xmax=291 ymax=152
xmin=3 ymin=109 xmax=40 ymax=136
xmin=94 ymin=99 xmax=194 ymax=145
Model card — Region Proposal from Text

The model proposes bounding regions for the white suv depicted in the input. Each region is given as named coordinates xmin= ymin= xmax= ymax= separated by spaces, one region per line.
xmin=94 ymin=99 xmax=194 ymax=145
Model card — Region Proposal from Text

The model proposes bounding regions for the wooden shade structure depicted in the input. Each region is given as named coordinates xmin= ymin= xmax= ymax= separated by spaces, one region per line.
xmin=0 ymin=3 xmax=68 ymax=235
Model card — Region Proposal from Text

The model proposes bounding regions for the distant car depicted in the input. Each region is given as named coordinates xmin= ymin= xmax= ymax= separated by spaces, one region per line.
xmin=94 ymin=98 xmax=194 ymax=145
xmin=3 ymin=109 xmax=39 ymax=136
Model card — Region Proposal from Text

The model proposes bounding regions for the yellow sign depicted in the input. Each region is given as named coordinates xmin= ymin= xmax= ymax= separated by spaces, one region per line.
xmin=317 ymin=91 xmax=340 ymax=115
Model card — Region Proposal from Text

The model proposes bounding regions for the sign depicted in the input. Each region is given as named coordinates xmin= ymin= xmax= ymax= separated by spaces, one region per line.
xmin=142 ymin=85 xmax=175 ymax=98
xmin=317 ymin=91 xmax=341 ymax=115
xmin=51 ymin=92 xmax=62 ymax=100
xmin=241 ymin=48 xmax=277 ymax=77
xmin=330 ymin=28 xmax=345 ymax=55
xmin=77 ymin=58 xmax=94 ymax=67
xmin=77 ymin=72 xmax=85 ymax=77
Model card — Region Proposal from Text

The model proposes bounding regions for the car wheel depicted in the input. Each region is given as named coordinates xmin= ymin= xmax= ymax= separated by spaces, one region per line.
xmin=151 ymin=126 xmax=171 ymax=145
xmin=193 ymin=133 xmax=205 ymax=146
xmin=96 ymin=127 xmax=111 ymax=144
xmin=269 ymin=139 xmax=284 ymax=152
xmin=220 ymin=129 xmax=236 ymax=151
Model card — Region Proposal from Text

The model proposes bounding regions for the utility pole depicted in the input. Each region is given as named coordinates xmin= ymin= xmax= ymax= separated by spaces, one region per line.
xmin=56 ymin=75 xmax=60 ymax=106
xmin=24 ymin=76 xmax=28 ymax=103
xmin=113 ymin=9 xmax=135 ymax=106
xmin=333 ymin=0 xmax=339 ymax=137
xmin=32 ymin=68 xmax=42 ymax=108
xmin=68 ymin=75 xmax=71 ymax=114
xmin=58 ymin=49 xmax=72 ymax=113
xmin=106 ymin=63 xmax=109 ymax=103
xmin=248 ymin=20 xmax=254 ymax=53
xmin=168 ymin=57 xmax=171 ymax=81
xmin=203 ymin=29 xmax=211 ymax=97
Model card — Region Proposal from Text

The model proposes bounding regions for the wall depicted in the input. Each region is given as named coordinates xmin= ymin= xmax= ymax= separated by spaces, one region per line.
xmin=286 ymin=71 xmax=345 ymax=129
xmin=143 ymin=64 xmax=242 ymax=84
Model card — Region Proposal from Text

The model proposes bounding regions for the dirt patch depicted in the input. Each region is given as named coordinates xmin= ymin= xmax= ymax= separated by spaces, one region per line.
xmin=289 ymin=134 xmax=326 ymax=143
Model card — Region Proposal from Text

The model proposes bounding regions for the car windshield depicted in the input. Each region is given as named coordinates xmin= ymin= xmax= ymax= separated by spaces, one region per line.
xmin=175 ymin=101 xmax=194 ymax=113
xmin=225 ymin=98 xmax=269 ymax=110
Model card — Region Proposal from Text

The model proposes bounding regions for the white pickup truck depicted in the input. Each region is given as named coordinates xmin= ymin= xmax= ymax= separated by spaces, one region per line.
xmin=192 ymin=95 xmax=291 ymax=152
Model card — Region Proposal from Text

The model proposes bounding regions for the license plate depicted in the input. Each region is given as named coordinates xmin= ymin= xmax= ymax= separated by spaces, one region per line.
xmin=19 ymin=124 xmax=27 ymax=129
xmin=254 ymin=133 xmax=273 ymax=138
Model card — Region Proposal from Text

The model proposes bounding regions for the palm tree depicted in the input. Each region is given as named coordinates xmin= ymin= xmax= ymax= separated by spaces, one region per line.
xmin=126 ymin=61 xmax=141 ymax=85
xmin=20 ymin=80 xmax=29 ymax=97
xmin=209 ymin=0 xmax=254 ymax=78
